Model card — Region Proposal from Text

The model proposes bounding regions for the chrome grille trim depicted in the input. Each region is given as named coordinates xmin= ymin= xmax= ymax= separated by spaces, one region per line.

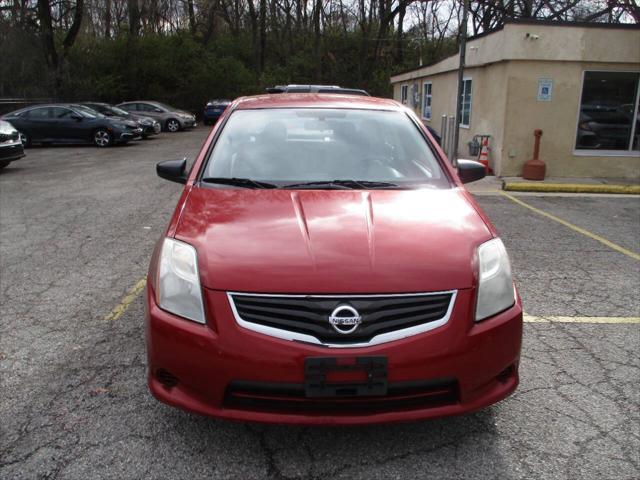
xmin=227 ymin=290 xmax=457 ymax=348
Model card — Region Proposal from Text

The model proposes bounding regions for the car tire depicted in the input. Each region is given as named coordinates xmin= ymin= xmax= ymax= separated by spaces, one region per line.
xmin=166 ymin=119 xmax=180 ymax=132
xmin=0 ymin=160 xmax=10 ymax=169
xmin=93 ymin=129 xmax=112 ymax=148
xmin=18 ymin=131 xmax=31 ymax=148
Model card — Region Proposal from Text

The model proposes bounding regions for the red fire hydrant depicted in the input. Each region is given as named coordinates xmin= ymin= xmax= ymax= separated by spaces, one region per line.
xmin=522 ymin=129 xmax=546 ymax=181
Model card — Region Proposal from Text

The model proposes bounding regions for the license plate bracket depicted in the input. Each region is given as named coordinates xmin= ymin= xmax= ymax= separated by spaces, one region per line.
xmin=304 ymin=356 xmax=388 ymax=398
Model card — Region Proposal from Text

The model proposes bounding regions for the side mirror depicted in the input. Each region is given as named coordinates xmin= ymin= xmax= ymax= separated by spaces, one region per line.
xmin=71 ymin=114 xmax=83 ymax=121
xmin=154 ymin=108 xmax=163 ymax=113
xmin=457 ymin=159 xmax=486 ymax=184
xmin=157 ymin=158 xmax=187 ymax=184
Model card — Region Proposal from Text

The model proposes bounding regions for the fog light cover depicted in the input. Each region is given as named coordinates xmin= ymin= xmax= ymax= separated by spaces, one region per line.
xmin=157 ymin=238 xmax=205 ymax=323
xmin=475 ymin=238 xmax=515 ymax=321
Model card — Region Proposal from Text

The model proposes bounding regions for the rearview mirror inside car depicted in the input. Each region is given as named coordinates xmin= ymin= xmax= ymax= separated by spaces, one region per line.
xmin=157 ymin=158 xmax=187 ymax=184
xmin=457 ymin=159 xmax=487 ymax=184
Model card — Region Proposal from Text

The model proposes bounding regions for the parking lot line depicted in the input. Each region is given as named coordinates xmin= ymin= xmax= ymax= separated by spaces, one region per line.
xmin=500 ymin=191 xmax=640 ymax=261
xmin=524 ymin=315 xmax=640 ymax=324
xmin=105 ymin=278 xmax=147 ymax=321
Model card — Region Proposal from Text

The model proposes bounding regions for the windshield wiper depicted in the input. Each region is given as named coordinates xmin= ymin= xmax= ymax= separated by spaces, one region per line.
xmin=282 ymin=180 xmax=400 ymax=190
xmin=201 ymin=177 xmax=278 ymax=189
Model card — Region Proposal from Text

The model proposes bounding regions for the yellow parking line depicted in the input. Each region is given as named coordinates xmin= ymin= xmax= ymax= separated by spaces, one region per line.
xmin=500 ymin=191 xmax=640 ymax=261
xmin=105 ymin=278 xmax=147 ymax=321
xmin=524 ymin=315 xmax=640 ymax=324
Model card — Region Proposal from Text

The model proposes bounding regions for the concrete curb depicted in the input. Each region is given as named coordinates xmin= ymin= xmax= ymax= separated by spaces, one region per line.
xmin=502 ymin=182 xmax=640 ymax=195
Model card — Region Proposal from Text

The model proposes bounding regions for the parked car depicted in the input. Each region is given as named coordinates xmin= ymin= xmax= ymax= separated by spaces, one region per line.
xmin=82 ymin=102 xmax=161 ymax=138
xmin=0 ymin=120 xmax=25 ymax=169
xmin=2 ymin=104 xmax=143 ymax=147
xmin=146 ymin=94 xmax=523 ymax=425
xmin=267 ymin=84 xmax=370 ymax=96
xmin=203 ymin=99 xmax=231 ymax=125
xmin=116 ymin=101 xmax=196 ymax=132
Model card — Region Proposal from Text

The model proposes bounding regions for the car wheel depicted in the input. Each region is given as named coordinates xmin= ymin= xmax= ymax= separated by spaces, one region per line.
xmin=18 ymin=131 xmax=30 ymax=148
xmin=0 ymin=160 xmax=10 ymax=169
xmin=166 ymin=119 xmax=180 ymax=132
xmin=93 ymin=129 xmax=112 ymax=147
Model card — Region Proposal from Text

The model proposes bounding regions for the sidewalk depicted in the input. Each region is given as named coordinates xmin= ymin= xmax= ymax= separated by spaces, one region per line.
xmin=501 ymin=176 xmax=640 ymax=194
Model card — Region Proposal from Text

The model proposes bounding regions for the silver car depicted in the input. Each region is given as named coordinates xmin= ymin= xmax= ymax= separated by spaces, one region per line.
xmin=0 ymin=120 xmax=25 ymax=169
xmin=116 ymin=101 xmax=196 ymax=133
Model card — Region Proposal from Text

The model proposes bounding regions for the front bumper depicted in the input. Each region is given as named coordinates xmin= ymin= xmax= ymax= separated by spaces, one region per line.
xmin=142 ymin=124 xmax=161 ymax=136
xmin=146 ymin=286 xmax=522 ymax=425
xmin=117 ymin=127 xmax=144 ymax=142
xmin=0 ymin=141 xmax=25 ymax=162
xmin=180 ymin=118 xmax=197 ymax=128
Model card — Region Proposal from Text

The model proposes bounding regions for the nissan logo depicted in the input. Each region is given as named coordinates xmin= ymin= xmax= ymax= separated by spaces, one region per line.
xmin=328 ymin=305 xmax=362 ymax=334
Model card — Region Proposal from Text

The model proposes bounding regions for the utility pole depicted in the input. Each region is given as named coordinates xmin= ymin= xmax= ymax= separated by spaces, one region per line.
xmin=452 ymin=0 xmax=469 ymax=168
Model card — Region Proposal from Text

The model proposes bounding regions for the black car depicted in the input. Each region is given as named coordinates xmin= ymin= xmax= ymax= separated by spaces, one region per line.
xmin=82 ymin=102 xmax=161 ymax=138
xmin=203 ymin=99 xmax=231 ymax=125
xmin=0 ymin=120 xmax=25 ymax=169
xmin=1 ymin=104 xmax=143 ymax=148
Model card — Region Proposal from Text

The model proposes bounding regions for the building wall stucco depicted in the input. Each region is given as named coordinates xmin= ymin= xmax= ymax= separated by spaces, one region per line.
xmin=390 ymin=23 xmax=640 ymax=179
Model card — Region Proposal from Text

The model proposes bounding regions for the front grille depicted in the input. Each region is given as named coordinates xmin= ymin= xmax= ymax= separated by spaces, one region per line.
xmin=224 ymin=378 xmax=458 ymax=414
xmin=229 ymin=292 xmax=454 ymax=345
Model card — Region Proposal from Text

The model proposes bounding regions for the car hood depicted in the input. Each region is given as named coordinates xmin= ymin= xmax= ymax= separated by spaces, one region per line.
xmin=175 ymin=187 xmax=492 ymax=293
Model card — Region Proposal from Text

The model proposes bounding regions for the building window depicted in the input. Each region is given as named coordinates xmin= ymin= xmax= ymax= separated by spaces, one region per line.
xmin=460 ymin=79 xmax=472 ymax=127
xmin=422 ymin=82 xmax=432 ymax=120
xmin=401 ymin=84 xmax=408 ymax=104
xmin=575 ymin=71 xmax=640 ymax=152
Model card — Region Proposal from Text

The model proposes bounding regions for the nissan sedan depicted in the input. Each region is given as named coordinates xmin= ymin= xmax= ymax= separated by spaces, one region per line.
xmin=146 ymin=94 xmax=523 ymax=425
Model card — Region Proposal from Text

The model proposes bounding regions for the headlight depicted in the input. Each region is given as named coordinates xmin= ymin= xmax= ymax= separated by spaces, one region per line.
xmin=475 ymin=238 xmax=515 ymax=321
xmin=113 ymin=123 xmax=128 ymax=129
xmin=157 ymin=238 xmax=205 ymax=323
xmin=141 ymin=119 xmax=152 ymax=126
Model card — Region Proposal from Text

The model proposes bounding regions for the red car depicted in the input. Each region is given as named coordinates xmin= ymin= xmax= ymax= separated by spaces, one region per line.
xmin=146 ymin=94 xmax=523 ymax=425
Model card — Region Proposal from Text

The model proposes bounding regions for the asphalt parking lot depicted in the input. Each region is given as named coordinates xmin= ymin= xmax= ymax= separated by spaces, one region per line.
xmin=1 ymin=127 xmax=638 ymax=480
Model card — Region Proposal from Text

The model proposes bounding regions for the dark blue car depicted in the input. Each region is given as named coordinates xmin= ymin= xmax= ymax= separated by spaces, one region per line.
xmin=203 ymin=99 xmax=231 ymax=125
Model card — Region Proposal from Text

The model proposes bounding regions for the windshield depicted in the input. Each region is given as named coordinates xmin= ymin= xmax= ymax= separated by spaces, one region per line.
xmin=155 ymin=102 xmax=175 ymax=111
xmin=202 ymin=108 xmax=449 ymax=189
xmin=108 ymin=105 xmax=130 ymax=116
xmin=75 ymin=105 xmax=104 ymax=118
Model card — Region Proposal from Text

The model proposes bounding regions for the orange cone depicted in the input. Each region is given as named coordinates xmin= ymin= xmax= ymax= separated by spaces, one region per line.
xmin=478 ymin=138 xmax=492 ymax=173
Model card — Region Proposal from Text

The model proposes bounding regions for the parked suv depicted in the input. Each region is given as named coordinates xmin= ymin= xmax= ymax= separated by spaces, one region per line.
xmin=82 ymin=102 xmax=161 ymax=138
xmin=117 ymin=101 xmax=196 ymax=132
xmin=147 ymin=94 xmax=523 ymax=425
xmin=2 ymin=104 xmax=142 ymax=147
xmin=203 ymin=99 xmax=231 ymax=125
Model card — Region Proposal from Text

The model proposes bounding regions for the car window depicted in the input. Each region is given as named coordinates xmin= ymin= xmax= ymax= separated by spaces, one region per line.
xmin=203 ymin=108 xmax=449 ymax=188
xmin=24 ymin=107 xmax=51 ymax=119
xmin=51 ymin=107 xmax=75 ymax=119
xmin=139 ymin=103 xmax=156 ymax=112
xmin=120 ymin=103 xmax=136 ymax=111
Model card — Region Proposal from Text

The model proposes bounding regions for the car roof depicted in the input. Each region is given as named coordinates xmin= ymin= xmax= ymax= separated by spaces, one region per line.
xmin=233 ymin=94 xmax=402 ymax=111
xmin=8 ymin=103 xmax=82 ymax=114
